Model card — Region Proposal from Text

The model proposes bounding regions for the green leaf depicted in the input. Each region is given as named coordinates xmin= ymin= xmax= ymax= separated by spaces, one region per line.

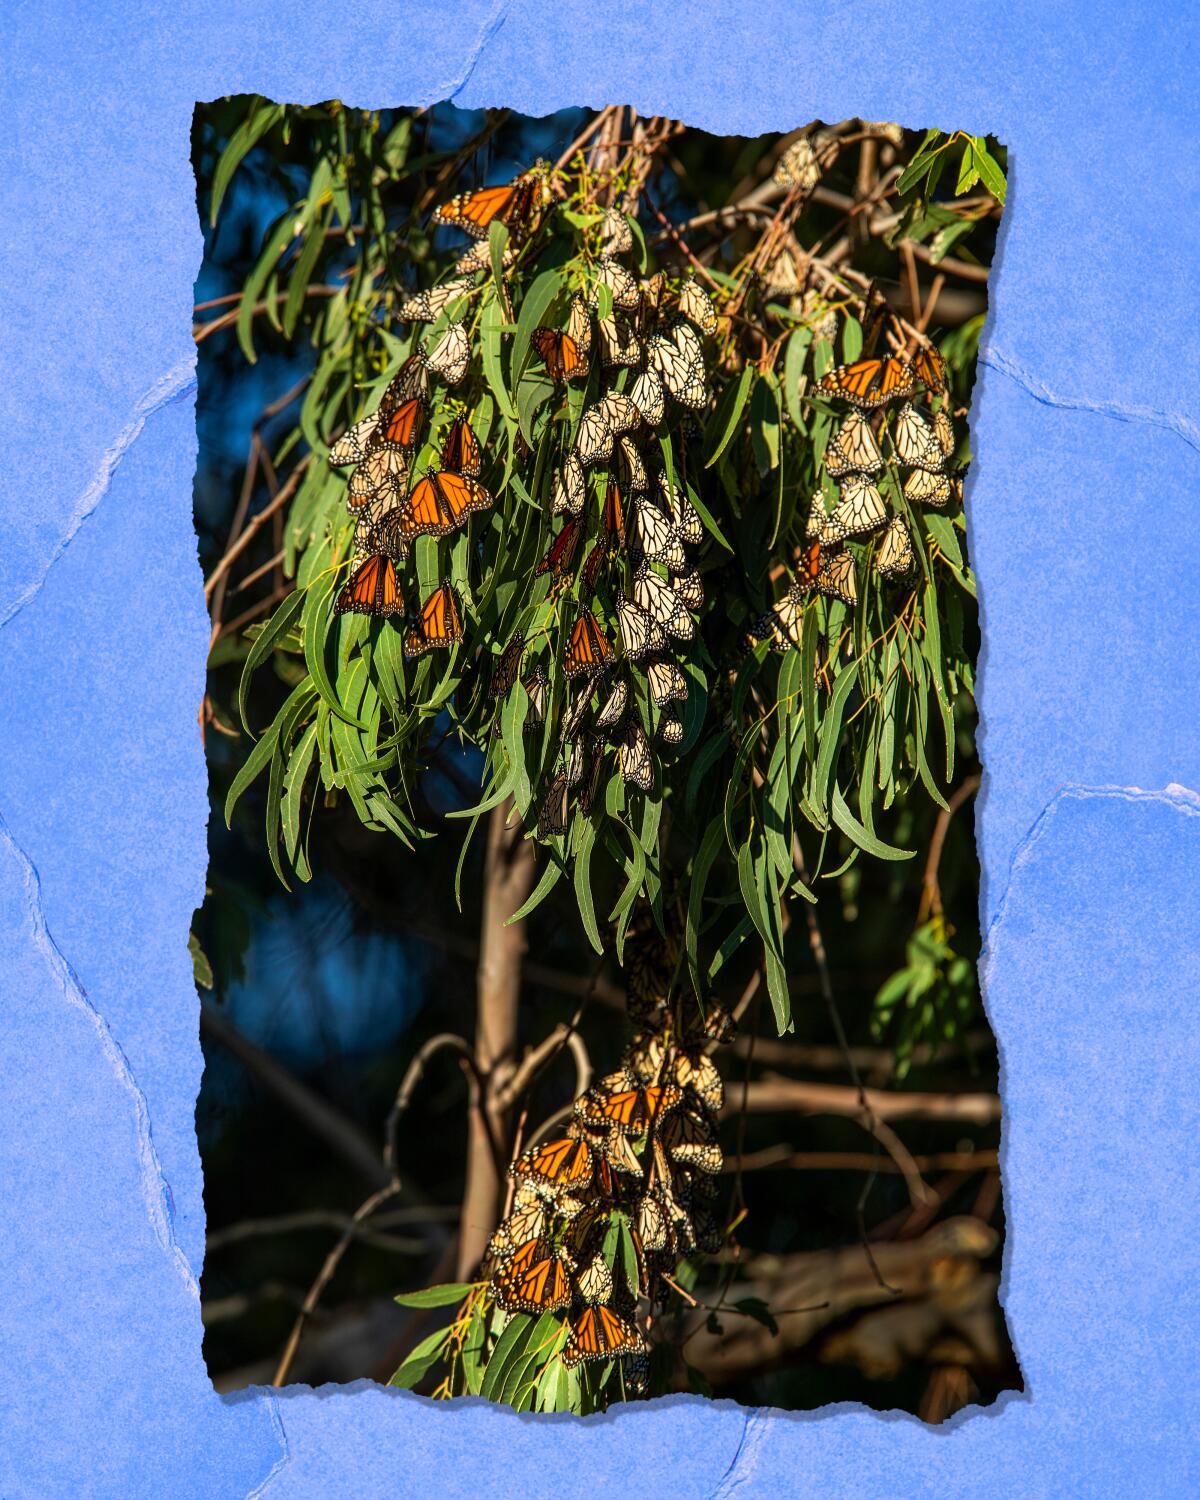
xmin=481 ymin=293 xmax=516 ymax=420
xmin=188 ymin=931 xmax=213 ymax=989
xmin=209 ymin=99 xmax=285 ymax=226
xmin=830 ymin=785 xmax=914 ymax=860
xmin=224 ymin=717 xmax=279 ymax=828
xmin=479 ymin=1312 xmax=534 ymax=1402
xmin=572 ymin=816 xmax=604 ymax=954
xmin=505 ymin=848 xmax=566 ymax=925
xmin=393 ymin=1282 xmax=478 ymax=1309
xmin=970 ymin=136 xmax=1007 ymax=203
xmin=389 ymin=1323 xmax=453 ymax=1390
xmin=283 ymin=198 xmax=332 ymax=340
xmin=707 ymin=364 xmax=754 ymax=468
xmin=510 ymin=269 xmax=563 ymax=390
xmin=783 ymin=326 xmax=813 ymax=430
xmin=687 ymin=815 xmax=724 ymax=996
xmin=810 ymin=662 xmax=858 ymax=821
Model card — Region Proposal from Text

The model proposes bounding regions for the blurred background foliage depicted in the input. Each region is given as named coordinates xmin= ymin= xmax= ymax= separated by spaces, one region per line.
xmin=193 ymin=98 xmax=1016 ymax=1420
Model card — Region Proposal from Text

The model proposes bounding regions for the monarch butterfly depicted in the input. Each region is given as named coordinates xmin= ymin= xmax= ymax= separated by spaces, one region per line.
xmin=522 ymin=666 xmax=549 ymax=729
xmin=678 ymin=277 xmax=718 ymax=336
xmin=575 ymin=402 xmax=614 ymax=467
xmin=599 ymin=1122 xmax=643 ymax=1176
xmin=616 ymin=594 xmax=667 ymax=662
xmin=432 ymin=168 xmax=543 ymax=239
xmin=378 ymin=353 xmax=430 ymax=410
xmin=576 ymin=738 xmax=607 ymax=815
xmin=595 ymin=678 xmax=629 ymax=733
xmin=773 ymin=134 xmax=824 ymax=192
xmin=661 ymin=475 xmax=704 ymax=547
xmin=491 ymin=1237 xmax=573 ymax=1314
xmin=660 ymin=715 xmax=684 ymax=747
xmin=589 ymin=256 xmax=640 ymax=313
xmin=818 ymin=353 xmax=915 ymax=409
xmin=647 ymin=329 xmax=706 ymax=410
xmin=618 ymin=718 xmax=655 ymax=794
xmin=564 ymin=610 xmax=613 ymax=678
xmin=534 ymin=518 xmax=582 ymax=584
xmin=660 ymin=1106 xmax=722 ymax=1174
xmin=328 ymin=411 xmax=379 ymax=468
xmin=560 ymin=686 xmax=592 ymax=743
xmin=636 ymin=1191 xmax=669 ymax=1252
xmin=892 ymin=403 xmax=944 ymax=472
xmin=335 ymin=553 xmax=403 ymax=617
xmin=824 ymin=412 xmax=884 ymax=478
xmin=645 ymin=656 xmax=688 ymax=708
xmin=565 ymin=733 xmax=595 ymax=791
xmin=596 ymin=315 xmax=642 ymax=369
xmin=912 ymin=343 xmax=948 ymax=395
xmin=510 ymin=1134 xmax=595 ymax=1195
xmin=692 ymin=1205 xmax=724 ymax=1255
xmin=806 ymin=491 xmax=847 ymax=546
xmin=599 ymin=391 xmax=640 ymax=436
xmin=352 ymin=485 xmax=408 ymax=557
xmin=599 ymin=206 xmax=634 ymax=257
xmin=616 ymin=435 xmax=650 ymax=493
xmin=629 ymin=367 xmax=665 ymax=428
xmin=751 ymin=581 xmax=808 ymax=651
xmin=425 ymin=320 xmax=471 ymax=385
xmin=671 ymin=567 xmax=704 ymax=613
xmin=553 ymin=453 xmax=586 ymax=517
xmin=372 ymin=395 xmax=427 ymax=456
xmin=562 ymin=1304 xmax=645 ymax=1367
xmin=531 ymin=296 xmax=592 ymax=382
xmin=933 ymin=406 xmax=956 ymax=460
xmin=580 ymin=540 xmax=607 ymax=597
xmin=537 ymin=771 xmax=570 ymax=839
xmin=876 ymin=515 xmax=915 ymax=578
xmin=633 ymin=567 xmax=694 ymax=641
xmin=903 ymin=465 xmax=953 ymax=508
xmin=403 ymin=581 xmax=464 ymax=658
xmin=576 ymin=1254 xmax=615 ymax=1307
xmin=673 ymin=1049 xmax=724 ymax=1112
xmin=454 ymin=238 xmax=515 ymax=275
xmin=388 ymin=470 xmax=492 ymax=543
xmin=621 ymin=1351 xmax=651 ymax=1395
xmin=398 ymin=276 xmax=474 ymax=323
xmin=488 ymin=1187 xmax=546 ymax=1257
xmin=681 ymin=1002 xmax=737 ymax=1048
xmin=627 ymin=499 xmax=687 ymax=571
xmin=440 ymin=413 xmax=483 ymax=477
xmin=624 ymin=1031 xmax=666 ymax=1085
xmin=635 ymin=271 xmax=666 ymax=336
xmin=816 ymin=548 xmax=857 ymax=605
xmin=489 ymin=632 xmax=525 ymax=698
xmin=347 ymin=445 xmax=408 ymax=511
xmin=832 ymin=474 xmax=887 ymax=538
xmin=597 ymin=475 xmax=623 ymax=542
xmin=578 ymin=1071 xmax=682 ymax=1133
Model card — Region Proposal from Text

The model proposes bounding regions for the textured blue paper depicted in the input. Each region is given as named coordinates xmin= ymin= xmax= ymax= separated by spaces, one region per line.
xmin=3 ymin=2 xmax=1199 ymax=1493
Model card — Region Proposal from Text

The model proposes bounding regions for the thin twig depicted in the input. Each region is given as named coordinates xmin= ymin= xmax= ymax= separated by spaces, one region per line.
xmin=203 ymin=460 xmax=310 ymax=600
xmin=919 ymin=774 xmax=981 ymax=922
xmin=384 ymin=1033 xmax=476 ymax=1174
xmin=271 ymin=1180 xmax=403 ymax=1386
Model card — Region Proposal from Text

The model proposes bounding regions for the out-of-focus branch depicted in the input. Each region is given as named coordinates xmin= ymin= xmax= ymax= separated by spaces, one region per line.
xmin=920 ymin=773 xmax=982 ymax=922
xmin=384 ymin=1032 xmax=476 ymax=1174
xmin=729 ymin=1075 xmax=1000 ymax=1125
xmin=683 ymin=1216 xmax=999 ymax=1388
xmin=200 ymin=1001 xmax=390 ymax=1190
xmin=725 ymin=1146 xmax=998 ymax=1176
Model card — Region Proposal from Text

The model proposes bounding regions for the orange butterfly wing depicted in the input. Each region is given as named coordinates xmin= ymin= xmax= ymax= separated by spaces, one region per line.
xmin=564 ymin=611 xmax=613 ymax=678
xmin=511 ymin=1135 xmax=594 ymax=1193
xmin=563 ymin=1305 xmax=642 ymax=1367
xmin=912 ymin=345 xmax=947 ymax=394
xmin=335 ymin=554 xmax=402 ymax=617
xmin=376 ymin=395 xmax=425 ymax=452
xmin=492 ymin=1238 xmax=572 ymax=1313
xmin=441 ymin=415 xmax=482 ymax=477
xmin=433 ymin=174 xmax=540 ymax=238
xmin=798 ymin=538 xmax=822 ymax=584
xmin=603 ymin=476 xmax=624 ymax=540
xmin=403 ymin=582 xmax=463 ymax=658
xmin=534 ymin=518 xmax=581 ymax=581
xmin=819 ymin=356 xmax=915 ymax=409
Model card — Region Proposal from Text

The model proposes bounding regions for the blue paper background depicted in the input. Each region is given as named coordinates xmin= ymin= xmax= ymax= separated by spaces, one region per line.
xmin=3 ymin=2 xmax=1199 ymax=1494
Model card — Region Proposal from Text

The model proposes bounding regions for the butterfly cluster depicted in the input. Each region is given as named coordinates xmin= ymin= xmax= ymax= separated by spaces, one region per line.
xmin=751 ymin=343 xmax=965 ymax=649
xmin=326 ymin=168 xmax=552 ymax=651
xmin=515 ymin=220 xmax=717 ymax=839
xmin=485 ymin=926 xmax=734 ymax=1389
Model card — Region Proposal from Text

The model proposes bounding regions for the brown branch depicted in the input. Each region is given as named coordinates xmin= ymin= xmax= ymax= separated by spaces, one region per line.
xmin=683 ymin=1216 xmax=999 ymax=1388
xmin=727 ymin=1146 xmax=997 ymax=1176
xmin=731 ymin=1075 xmax=1000 ymax=1126
xmin=456 ymin=800 xmax=537 ymax=1280
xmin=271 ymin=1180 xmax=403 ymax=1386
xmin=193 ymin=285 xmax=340 ymax=343
xmin=919 ymin=774 xmax=982 ymax=922
xmin=203 ymin=459 xmax=310 ymax=600
xmin=384 ymin=1033 xmax=476 ymax=1175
